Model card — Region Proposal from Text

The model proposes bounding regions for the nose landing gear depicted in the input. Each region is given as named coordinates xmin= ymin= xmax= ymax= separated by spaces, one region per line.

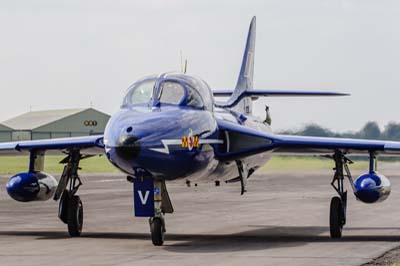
xmin=132 ymin=176 xmax=173 ymax=246
xmin=150 ymin=179 xmax=165 ymax=245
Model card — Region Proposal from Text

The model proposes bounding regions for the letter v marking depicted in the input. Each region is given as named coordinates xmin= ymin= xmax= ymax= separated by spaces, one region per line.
xmin=138 ymin=190 xmax=150 ymax=205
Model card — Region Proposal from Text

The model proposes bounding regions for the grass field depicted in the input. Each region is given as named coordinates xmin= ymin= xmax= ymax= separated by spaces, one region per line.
xmin=261 ymin=156 xmax=369 ymax=171
xmin=0 ymin=155 xmax=370 ymax=175
xmin=0 ymin=155 xmax=118 ymax=175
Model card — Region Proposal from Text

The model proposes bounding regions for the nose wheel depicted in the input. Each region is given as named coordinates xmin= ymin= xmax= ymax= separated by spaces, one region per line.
xmin=150 ymin=217 xmax=165 ymax=246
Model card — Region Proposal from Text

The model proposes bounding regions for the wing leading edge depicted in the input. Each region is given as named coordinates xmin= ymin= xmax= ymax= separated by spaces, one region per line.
xmin=0 ymin=135 xmax=104 ymax=156
xmin=215 ymin=119 xmax=400 ymax=161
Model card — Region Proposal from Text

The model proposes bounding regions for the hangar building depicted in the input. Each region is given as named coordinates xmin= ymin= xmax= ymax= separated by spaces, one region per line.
xmin=2 ymin=108 xmax=110 ymax=141
xmin=0 ymin=124 xmax=12 ymax=142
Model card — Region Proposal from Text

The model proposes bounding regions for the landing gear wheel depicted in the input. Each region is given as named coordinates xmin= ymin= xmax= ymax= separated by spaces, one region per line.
xmin=330 ymin=196 xmax=344 ymax=238
xmin=68 ymin=195 xmax=83 ymax=237
xmin=150 ymin=217 xmax=164 ymax=246
xmin=58 ymin=191 xmax=69 ymax=224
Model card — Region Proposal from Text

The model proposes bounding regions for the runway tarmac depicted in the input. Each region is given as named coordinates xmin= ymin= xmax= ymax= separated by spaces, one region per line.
xmin=1 ymin=165 xmax=400 ymax=266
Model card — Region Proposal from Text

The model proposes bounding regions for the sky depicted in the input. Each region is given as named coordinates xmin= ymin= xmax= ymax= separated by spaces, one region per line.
xmin=0 ymin=0 xmax=399 ymax=133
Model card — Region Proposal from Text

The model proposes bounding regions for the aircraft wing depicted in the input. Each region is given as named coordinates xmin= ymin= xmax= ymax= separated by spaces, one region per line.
xmin=0 ymin=135 xmax=104 ymax=156
xmin=272 ymin=135 xmax=400 ymax=155
xmin=215 ymin=119 xmax=400 ymax=161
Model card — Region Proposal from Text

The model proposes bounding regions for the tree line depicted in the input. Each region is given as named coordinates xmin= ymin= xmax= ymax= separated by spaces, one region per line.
xmin=278 ymin=121 xmax=400 ymax=140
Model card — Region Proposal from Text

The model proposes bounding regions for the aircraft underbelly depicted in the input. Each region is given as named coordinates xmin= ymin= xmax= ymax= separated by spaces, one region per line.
xmin=184 ymin=150 xmax=272 ymax=182
xmin=185 ymin=113 xmax=273 ymax=182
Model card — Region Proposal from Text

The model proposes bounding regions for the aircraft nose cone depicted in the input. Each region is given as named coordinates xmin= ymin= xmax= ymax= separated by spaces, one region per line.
xmin=115 ymin=135 xmax=141 ymax=160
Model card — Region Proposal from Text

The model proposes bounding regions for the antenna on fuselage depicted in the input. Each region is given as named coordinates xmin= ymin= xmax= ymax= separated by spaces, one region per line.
xmin=180 ymin=50 xmax=183 ymax=72
xmin=180 ymin=50 xmax=188 ymax=74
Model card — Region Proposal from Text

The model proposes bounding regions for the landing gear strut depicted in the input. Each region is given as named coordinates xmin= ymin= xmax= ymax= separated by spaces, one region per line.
xmin=54 ymin=150 xmax=84 ymax=237
xmin=329 ymin=150 xmax=354 ymax=238
xmin=149 ymin=180 xmax=166 ymax=245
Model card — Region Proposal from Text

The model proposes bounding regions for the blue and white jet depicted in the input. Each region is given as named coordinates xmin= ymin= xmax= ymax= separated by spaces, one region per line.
xmin=2 ymin=17 xmax=399 ymax=245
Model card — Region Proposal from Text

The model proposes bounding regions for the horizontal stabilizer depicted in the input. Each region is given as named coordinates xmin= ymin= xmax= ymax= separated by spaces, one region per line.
xmin=213 ymin=89 xmax=349 ymax=97
xmin=214 ymin=89 xmax=349 ymax=108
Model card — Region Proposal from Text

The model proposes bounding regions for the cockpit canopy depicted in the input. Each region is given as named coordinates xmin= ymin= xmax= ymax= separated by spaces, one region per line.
xmin=122 ymin=73 xmax=214 ymax=111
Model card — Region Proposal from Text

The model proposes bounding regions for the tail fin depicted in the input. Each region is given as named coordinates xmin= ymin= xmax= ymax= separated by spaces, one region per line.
xmin=214 ymin=17 xmax=350 ymax=110
xmin=226 ymin=16 xmax=256 ymax=113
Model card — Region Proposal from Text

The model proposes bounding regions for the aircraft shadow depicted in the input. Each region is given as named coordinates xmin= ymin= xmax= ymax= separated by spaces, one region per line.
xmin=163 ymin=226 xmax=400 ymax=253
xmin=1 ymin=226 xmax=399 ymax=252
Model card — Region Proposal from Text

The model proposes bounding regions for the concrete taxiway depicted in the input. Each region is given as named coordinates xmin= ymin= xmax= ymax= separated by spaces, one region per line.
xmin=1 ymin=165 xmax=400 ymax=266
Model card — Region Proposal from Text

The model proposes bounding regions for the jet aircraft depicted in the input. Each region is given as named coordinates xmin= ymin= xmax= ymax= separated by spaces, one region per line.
xmin=1 ymin=17 xmax=400 ymax=246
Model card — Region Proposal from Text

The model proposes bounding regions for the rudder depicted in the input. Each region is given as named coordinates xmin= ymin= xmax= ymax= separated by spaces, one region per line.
xmin=226 ymin=16 xmax=256 ymax=113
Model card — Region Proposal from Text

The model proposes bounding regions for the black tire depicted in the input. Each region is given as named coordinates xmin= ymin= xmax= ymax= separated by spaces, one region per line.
xmin=58 ymin=191 xmax=69 ymax=224
xmin=330 ymin=196 xmax=343 ymax=238
xmin=150 ymin=218 xmax=164 ymax=246
xmin=67 ymin=195 xmax=83 ymax=237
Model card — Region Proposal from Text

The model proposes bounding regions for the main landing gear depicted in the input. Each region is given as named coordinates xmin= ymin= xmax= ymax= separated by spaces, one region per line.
xmin=54 ymin=150 xmax=84 ymax=237
xmin=329 ymin=150 xmax=355 ymax=239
